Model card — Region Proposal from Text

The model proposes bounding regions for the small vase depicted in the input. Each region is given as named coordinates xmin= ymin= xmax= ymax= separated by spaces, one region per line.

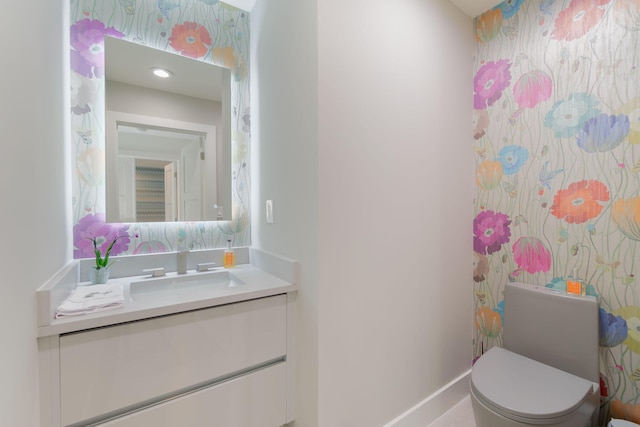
xmin=89 ymin=267 xmax=110 ymax=285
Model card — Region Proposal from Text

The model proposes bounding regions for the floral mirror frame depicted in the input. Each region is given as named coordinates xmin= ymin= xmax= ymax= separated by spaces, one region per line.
xmin=69 ymin=0 xmax=250 ymax=260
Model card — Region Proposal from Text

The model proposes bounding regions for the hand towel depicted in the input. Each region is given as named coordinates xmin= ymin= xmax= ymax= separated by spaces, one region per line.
xmin=55 ymin=283 xmax=124 ymax=318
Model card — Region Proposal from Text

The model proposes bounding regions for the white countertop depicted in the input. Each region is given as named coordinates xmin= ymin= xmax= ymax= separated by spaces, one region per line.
xmin=38 ymin=258 xmax=298 ymax=338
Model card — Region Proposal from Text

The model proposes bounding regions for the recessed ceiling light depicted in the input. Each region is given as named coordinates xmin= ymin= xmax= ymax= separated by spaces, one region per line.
xmin=151 ymin=67 xmax=173 ymax=78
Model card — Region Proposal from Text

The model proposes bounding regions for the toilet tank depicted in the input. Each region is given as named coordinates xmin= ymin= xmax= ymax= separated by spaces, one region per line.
xmin=503 ymin=282 xmax=599 ymax=384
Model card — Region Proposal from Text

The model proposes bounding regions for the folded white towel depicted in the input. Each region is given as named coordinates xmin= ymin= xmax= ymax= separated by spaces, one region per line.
xmin=55 ymin=283 xmax=125 ymax=319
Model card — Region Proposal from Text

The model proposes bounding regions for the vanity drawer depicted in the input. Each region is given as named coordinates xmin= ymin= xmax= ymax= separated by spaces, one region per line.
xmin=97 ymin=362 xmax=287 ymax=427
xmin=59 ymin=295 xmax=287 ymax=426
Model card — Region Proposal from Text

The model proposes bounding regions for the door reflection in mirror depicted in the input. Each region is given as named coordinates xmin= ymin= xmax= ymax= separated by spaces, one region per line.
xmin=114 ymin=125 xmax=208 ymax=223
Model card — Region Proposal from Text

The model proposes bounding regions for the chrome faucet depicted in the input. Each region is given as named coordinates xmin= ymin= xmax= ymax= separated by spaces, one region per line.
xmin=177 ymin=250 xmax=189 ymax=274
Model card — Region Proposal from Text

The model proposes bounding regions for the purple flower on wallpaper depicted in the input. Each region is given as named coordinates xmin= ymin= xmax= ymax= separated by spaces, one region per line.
xmin=513 ymin=70 xmax=552 ymax=110
xmin=70 ymin=19 xmax=124 ymax=78
xmin=576 ymin=114 xmax=630 ymax=153
xmin=512 ymin=237 xmax=551 ymax=274
xmin=544 ymin=92 xmax=600 ymax=138
xmin=495 ymin=0 xmax=525 ymax=19
xmin=474 ymin=60 xmax=512 ymax=110
xmin=133 ymin=241 xmax=168 ymax=254
xmin=599 ymin=307 xmax=628 ymax=348
xmin=73 ymin=213 xmax=131 ymax=259
xmin=496 ymin=145 xmax=529 ymax=175
xmin=473 ymin=210 xmax=511 ymax=255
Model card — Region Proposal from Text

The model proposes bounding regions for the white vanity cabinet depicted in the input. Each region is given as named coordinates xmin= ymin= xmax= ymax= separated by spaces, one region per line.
xmin=39 ymin=294 xmax=293 ymax=427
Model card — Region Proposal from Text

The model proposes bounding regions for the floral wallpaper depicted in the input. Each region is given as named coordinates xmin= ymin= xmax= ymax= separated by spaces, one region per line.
xmin=69 ymin=0 xmax=250 ymax=260
xmin=473 ymin=0 xmax=640 ymax=421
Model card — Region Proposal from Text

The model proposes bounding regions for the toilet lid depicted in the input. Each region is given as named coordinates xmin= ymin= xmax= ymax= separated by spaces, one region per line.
xmin=471 ymin=347 xmax=595 ymax=422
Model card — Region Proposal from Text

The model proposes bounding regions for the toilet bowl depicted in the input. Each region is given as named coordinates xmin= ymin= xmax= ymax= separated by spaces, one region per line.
xmin=470 ymin=282 xmax=600 ymax=427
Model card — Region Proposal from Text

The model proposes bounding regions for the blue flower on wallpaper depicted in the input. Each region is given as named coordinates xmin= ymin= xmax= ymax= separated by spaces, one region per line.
xmin=576 ymin=114 xmax=630 ymax=153
xmin=495 ymin=0 xmax=525 ymax=19
xmin=599 ymin=307 xmax=628 ymax=348
xmin=495 ymin=300 xmax=505 ymax=325
xmin=544 ymin=93 xmax=600 ymax=138
xmin=496 ymin=145 xmax=529 ymax=175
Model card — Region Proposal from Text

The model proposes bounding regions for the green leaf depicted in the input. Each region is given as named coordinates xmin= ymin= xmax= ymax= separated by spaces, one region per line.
xmin=570 ymin=244 xmax=579 ymax=256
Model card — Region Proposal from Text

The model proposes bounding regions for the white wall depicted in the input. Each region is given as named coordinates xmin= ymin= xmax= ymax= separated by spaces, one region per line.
xmin=317 ymin=0 xmax=473 ymax=424
xmin=0 ymin=1 xmax=70 ymax=426
xmin=250 ymin=0 xmax=319 ymax=425
xmin=253 ymin=0 xmax=473 ymax=425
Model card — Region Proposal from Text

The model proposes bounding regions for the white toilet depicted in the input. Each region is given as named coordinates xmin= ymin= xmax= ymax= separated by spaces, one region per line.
xmin=470 ymin=282 xmax=600 ymax=427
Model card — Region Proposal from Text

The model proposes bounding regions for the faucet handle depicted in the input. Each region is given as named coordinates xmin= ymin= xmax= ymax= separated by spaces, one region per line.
xmin=143 ymin=267 xmax=166 ymax=277
xmin=197 ymin=262 xmax=217 ymax=272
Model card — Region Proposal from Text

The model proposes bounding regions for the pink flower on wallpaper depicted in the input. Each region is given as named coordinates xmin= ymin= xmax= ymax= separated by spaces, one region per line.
xmin=551 ymin=0 xmax=611 ymax=42
xmin=513 ymin=70 xmax=552 ymax=110
xmin=512 ymin=237 xmax=551 ymax=274
xmin=474 ymin=60 xmax=512 ymax=110
xmin=473 ymin=210 xmax=512 ymax=255
xmin=70 ymin=19 xmax=124 ymax=78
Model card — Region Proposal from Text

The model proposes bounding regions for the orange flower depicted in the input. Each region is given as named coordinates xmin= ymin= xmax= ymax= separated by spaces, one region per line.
xmin=476 ymin=307 xmax=502 ymax=338
xmin=551 ymin=0 xmax=611 ymax=42
xmin=476 ymin=160 xmax=503 ymax=190
xmin=476 ymin=8 xmax=503 ymax=43
xmin=169 ymin=21 xmax=212 ymax=59
xmin=213 ymin=46 xmax=236 ymax=69
xmin=550 ymin=180 xmax=610 ymax=224
xmin=611 ymin=400 xmax=640 ymax=424
xmin=612 ymin=197 xmax=640 ymax=241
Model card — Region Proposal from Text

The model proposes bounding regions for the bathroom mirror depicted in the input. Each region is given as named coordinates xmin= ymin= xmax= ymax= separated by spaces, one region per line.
xmin=104 ymin=36 xmax=232 ymax=223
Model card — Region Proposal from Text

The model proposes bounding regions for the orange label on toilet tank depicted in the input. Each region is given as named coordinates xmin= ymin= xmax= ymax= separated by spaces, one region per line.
xmin=566 ymin=280 xmax=581 ymax=295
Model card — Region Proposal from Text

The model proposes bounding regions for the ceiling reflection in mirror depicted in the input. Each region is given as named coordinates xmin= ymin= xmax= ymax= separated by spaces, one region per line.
xmin=104 ymin=36 xmax=231 ymax=223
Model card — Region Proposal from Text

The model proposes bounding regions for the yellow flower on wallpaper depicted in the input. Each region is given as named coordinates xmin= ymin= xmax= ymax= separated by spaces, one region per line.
xmin=612 ymin=196 xmax=640 ymax=241
xmin=475 ymin=307 xmax=502 ymax=338
xmin=616 ymin=97 xmax=640 ymax=144
xmin=614 ymin=306 xmax=640 ymax=354
xmin=476 ymin=160 xmax=503 ymax=190
xmin=77 ymin=147 xmax=105 ymax=186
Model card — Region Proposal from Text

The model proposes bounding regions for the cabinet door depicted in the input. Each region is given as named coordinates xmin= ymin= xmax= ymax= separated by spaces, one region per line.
xmin=60 ymin=295 xmax=286 ymax=425
xmin=98 ymin=363 xmax=287 ymax=427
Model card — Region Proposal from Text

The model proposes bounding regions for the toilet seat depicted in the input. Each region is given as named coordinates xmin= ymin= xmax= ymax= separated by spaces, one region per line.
xmin=471 ymin=347 xmax=597 ymax=425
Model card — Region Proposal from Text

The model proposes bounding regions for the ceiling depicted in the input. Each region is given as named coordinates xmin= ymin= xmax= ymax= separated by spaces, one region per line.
xmin=447 ymin=0 xmax=502 ymax=17
xmin=105 ymin=37 xmax=223 ymax=102
xmin=224 ymin=0 xmax=502 ymax=18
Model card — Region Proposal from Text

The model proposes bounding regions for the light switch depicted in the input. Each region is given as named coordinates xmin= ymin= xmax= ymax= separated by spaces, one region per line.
xmin=266 ymin=200 xmax=274 ymax=223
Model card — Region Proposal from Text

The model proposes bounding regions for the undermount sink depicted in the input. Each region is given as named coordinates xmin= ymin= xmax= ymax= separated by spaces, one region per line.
xmin=130 ymin=269 xmax=241 ymax=300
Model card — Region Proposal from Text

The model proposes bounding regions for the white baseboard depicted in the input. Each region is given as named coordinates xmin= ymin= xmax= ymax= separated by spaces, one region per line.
xmin=383 ymin=370 xmax=471 ymax=427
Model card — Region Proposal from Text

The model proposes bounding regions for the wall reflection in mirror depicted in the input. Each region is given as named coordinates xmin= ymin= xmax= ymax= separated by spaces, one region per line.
xmin=104 ymin=36 xmax=232 ymax=223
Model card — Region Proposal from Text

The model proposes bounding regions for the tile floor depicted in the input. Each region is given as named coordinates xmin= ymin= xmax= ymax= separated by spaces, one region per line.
xmin=427 ymin=396 xmax=476 ymax=427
